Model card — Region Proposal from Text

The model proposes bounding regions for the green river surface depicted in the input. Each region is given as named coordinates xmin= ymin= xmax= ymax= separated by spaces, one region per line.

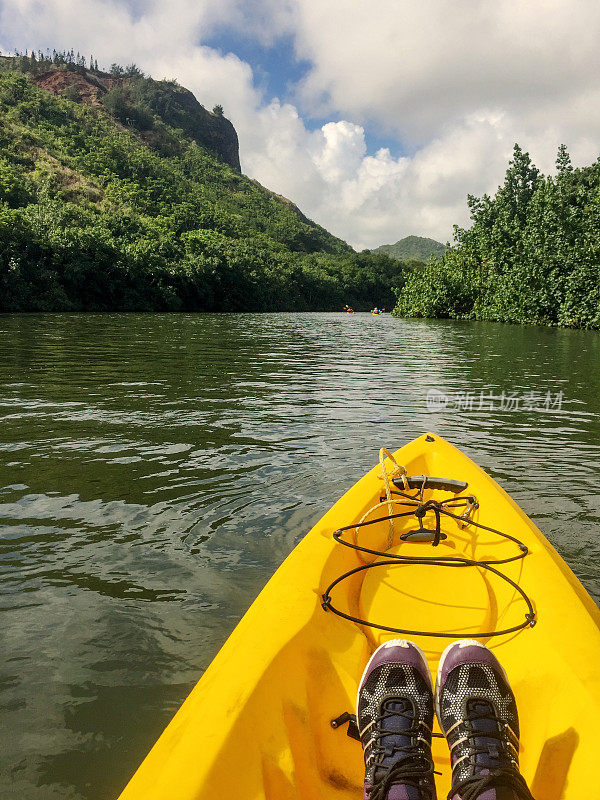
xmin=1 ymin=312 xmax=599 ymax=799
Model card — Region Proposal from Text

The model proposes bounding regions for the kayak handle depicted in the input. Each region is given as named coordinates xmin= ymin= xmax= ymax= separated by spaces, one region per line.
xmin=393 ymin=475 xmax=468 ymax=493
xmin=330 ymin=712 xmax=360 ymax=740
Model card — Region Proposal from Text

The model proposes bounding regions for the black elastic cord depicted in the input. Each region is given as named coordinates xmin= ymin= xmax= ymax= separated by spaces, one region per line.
xmin=321 ymin=492 xmax=536 ymax=639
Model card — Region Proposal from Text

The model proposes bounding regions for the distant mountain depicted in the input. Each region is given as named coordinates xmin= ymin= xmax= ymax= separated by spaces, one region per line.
xmin=372 ymin=235 xmax=445 ymax=261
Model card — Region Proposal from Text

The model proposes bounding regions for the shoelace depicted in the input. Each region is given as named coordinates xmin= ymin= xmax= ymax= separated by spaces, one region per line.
xmin=448 ymin=767 xmax=535 ymax=800
xmin=448 ymin=705 xmax=519 ymax=769
xmin=369 ymin=753 xmax=435 ymax=800
xmin=447 ymin=705 xmax=532 ymax=800
xmin=366 ymin=701 xmax=435 ymax=800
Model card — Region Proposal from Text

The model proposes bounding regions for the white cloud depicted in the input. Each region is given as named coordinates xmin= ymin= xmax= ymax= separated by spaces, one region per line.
xmin=289 ymin=0 xmax=600 ymax=141
xmin=313 ymin=121 xmax=365 ymax=183
xmin=1 ymin=0 xmax=600 ymax=248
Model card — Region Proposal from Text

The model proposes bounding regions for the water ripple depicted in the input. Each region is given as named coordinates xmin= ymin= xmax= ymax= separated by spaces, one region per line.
xmin=0 ymin=312 xmax=599 ymax=799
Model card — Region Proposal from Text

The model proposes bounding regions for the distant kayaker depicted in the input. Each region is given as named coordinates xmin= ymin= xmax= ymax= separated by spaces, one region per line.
xmin=358 ymin=639 xmax=535 ymax=800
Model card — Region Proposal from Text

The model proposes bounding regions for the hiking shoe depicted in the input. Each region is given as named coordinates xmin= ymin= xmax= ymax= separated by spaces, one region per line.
xmin=357 ymin=639 xmax=436 ymax=800
xmin=435 ymin=639 xmax=534 ymax=800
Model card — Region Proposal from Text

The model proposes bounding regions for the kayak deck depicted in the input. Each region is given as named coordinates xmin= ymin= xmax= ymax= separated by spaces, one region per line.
xmin=118 ymin=434 xmax=600 ymax=800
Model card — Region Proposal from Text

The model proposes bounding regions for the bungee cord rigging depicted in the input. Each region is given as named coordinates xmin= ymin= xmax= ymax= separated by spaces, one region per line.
xmin=321 ymin=448 xmax=537 ymax=639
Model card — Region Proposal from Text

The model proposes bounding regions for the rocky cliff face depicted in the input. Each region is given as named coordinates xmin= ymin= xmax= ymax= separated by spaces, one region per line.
xmin=26 ymin=64 xmax=240 ymax=171
xmin=134 ymin=80 xmax=240 ymax=172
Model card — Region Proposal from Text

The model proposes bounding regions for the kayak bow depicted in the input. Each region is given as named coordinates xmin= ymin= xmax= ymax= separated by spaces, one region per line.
xmin=118 ymin=434 xmax=600 ymax=800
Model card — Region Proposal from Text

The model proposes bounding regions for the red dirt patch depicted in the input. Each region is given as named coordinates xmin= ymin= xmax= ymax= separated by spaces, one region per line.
xmin=32 ymin=69 xmax=124 ymax=107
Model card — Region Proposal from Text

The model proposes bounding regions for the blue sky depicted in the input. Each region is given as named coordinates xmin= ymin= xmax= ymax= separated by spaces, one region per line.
xmin=204 ymin=32 xmax=309 ymax=109
xmin=203 ymin=28 xmax=404 ymax=159
xmin=1 ymin=0 xmax=599 ymax=249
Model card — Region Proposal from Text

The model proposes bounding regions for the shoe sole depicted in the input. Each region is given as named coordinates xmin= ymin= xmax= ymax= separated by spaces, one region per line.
xmin=434 ymin=638 xmax=510 ymax=732
xmin=356 ymin=638 xmax=432 ymax=729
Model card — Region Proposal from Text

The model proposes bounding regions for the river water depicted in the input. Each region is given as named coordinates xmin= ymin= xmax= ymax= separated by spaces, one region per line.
xmin=1 ymin=312 xmax=599 ymax=799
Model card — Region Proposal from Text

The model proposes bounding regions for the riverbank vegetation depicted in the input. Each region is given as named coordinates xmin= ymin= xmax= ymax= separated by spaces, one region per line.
xmin=0 ymin=61 xmax=405 ymax=311
xmin=394 ymin=144 xmax=600 ymax=328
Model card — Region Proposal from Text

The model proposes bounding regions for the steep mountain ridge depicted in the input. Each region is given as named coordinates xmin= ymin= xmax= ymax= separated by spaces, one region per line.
xmin=0 ymin=55 xmax=240 ymax=170
xmin=0 ymin=57 xmax=406 ymax=311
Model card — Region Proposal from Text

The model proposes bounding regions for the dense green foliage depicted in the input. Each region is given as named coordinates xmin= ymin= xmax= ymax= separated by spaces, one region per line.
xmin=0 ymin=67 xmax=405 ymax=311
xmin=373 ymin=235 xmax=445 ymax=261
xmin=395 ymin=144 xmax=600 ymax=328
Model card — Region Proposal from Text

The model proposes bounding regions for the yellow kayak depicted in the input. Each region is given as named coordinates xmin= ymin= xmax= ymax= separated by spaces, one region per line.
xmin=117 ymin=433 xmax=600 ymax=799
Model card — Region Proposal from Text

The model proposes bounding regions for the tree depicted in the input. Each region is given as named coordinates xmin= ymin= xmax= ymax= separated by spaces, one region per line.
xmin=110 ymin=63 xmax=125 ymax=77
xmin=212 ymin=104 xmax=223 ymax=116
xmin=124 ymin=63 xmax=144 ymax=78
xmin=497 ymin=143 xmax=541 ymax=225
xmin=556 ymin=143 xmax=573 ymax=175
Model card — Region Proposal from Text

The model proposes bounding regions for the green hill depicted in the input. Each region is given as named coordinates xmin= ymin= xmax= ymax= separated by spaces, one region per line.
xmin=0 ymin=53 xmax=405 ymax=311
xmin=373 ymin=235 xmax=445 ymax=261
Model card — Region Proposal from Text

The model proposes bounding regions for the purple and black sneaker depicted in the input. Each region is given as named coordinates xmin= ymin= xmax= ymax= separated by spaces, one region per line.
xmin=357 ymin=639 xmax=436 ymax=800
xmin=435 ymin=639 xmax=534 ymax=800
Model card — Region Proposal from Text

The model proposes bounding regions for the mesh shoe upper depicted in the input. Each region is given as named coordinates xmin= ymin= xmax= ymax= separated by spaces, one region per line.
xmin=357 ymin=640 xmax=436 ymax=800
xmin=435 ymin=640 xmax=534 ymax=800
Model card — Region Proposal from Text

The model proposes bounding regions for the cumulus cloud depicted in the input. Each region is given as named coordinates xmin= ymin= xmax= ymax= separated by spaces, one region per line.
xmin=1 ymin=0 xmax=600 ymax=248
xmin=248 ymin=112 xmax=515 ymax=249
xmin=289 ymin=0 xmax=600 ymax=140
